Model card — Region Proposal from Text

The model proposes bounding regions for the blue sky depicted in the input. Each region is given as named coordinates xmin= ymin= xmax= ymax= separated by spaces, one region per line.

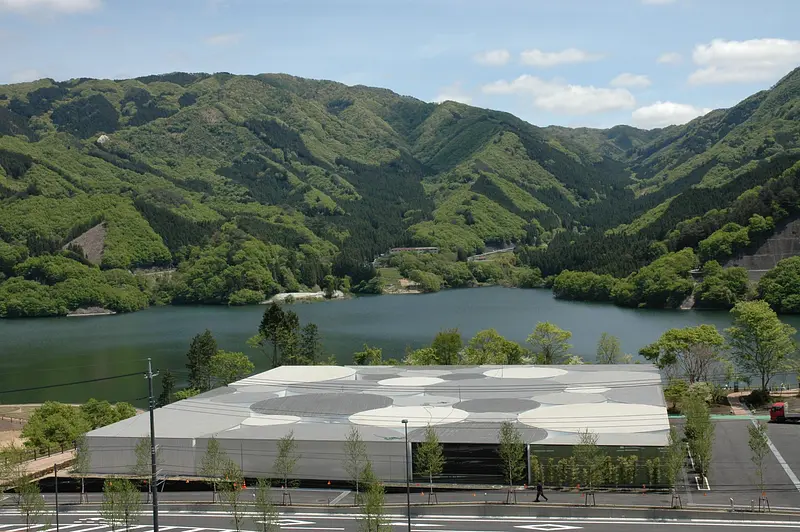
xmin=1 ymin=0 xmax=799 ymax=129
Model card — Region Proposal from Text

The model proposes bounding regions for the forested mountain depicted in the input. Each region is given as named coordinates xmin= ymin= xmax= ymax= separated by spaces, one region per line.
xmin=1 ymin=67 xmax=799 ymax=317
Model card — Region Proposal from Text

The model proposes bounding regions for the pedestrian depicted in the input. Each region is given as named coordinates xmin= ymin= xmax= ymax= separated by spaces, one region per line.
xmin=535 ymin=480 xmax=548 ymax=502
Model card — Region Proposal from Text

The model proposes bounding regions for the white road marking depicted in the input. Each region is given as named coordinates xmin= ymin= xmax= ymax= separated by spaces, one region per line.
xmin=276 ymin=520 xmax=315 ymax=526
xmin=281 ymin=528 xmax=344 ymax=531
xmin=754 ymin=418 xmax=800 ymax=493
xmin=5 ymin=526 xmax=47 ymax=532
xmin=516 ymin=526 xmax=583 ymax=531
xmin=328 ymin=491 xmax=350 ymax=505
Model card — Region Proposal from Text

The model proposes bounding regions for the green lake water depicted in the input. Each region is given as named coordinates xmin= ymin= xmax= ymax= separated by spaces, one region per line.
xmin=1 ymin=287 xmax=798 ymax=405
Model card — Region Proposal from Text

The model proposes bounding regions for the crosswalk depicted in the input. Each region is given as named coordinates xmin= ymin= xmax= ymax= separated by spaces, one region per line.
xmin=0 ymin=524 xmax=237 ymax=532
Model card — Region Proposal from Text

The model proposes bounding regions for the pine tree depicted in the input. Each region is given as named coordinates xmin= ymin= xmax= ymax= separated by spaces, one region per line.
xmin=157 ymin=369 xmax=176 ymax=407
xmin=186 ymin=329 xmax=217 ymax=391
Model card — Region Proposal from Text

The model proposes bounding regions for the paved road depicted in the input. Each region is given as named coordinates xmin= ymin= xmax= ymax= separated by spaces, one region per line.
xmin=2 ymin=508 xmax=800 ymax=532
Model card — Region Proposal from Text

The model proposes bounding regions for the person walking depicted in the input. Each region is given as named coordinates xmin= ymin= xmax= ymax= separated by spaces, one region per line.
xmin=535 ymin=480 xmax=548 ymax=502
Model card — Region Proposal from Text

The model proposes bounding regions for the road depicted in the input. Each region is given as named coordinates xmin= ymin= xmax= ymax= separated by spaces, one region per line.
xmin=2 ymin=508 xmax=800 ymax=532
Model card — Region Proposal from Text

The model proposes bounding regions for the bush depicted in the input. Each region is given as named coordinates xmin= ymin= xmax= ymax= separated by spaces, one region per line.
xmin=745 ymin=389 xmax=772 ymax=407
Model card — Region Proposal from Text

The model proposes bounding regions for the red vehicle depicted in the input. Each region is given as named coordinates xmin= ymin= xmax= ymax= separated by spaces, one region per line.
xmin=770 ymin=402 xmax=800 ymax=423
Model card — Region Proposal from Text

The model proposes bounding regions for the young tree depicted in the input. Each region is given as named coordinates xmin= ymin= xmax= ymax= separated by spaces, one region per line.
xmin=415 ymin=425 xmax=445 ymax=502
xmin=157 ymin=369 xmax=176 ymax=407
xmin=253 ymin=478 xmax=278 ymax=532
xmin=174 ymin=388 xmax=200 ymax=401
xmin=101 ymin=478 xmax=122 ymax=532
xmin=354 ymin=344 xmax=383 ymax=366
xmin=299 ymin=323 xmax=323 ymax=365
xmin=218 ymin=459 xmax=246 ymax=532
xmin=73 ymin=433 xmax=91 ymax=503
xmin=596 ymin=333 xmax=623 ymax=364
xmin=431 ymin=328 xmax=463 ymax=365
xmin=200 ymin=437 xmax=228 ymax=502
xmin=726 ymin=301 xmax=798 ymax=391
xmin=639 ymin=325 xmax=726 ymax=383
xmin=748 ymin=421 xmax=770 ymax=506
xmin=343 ymin=426 xmax=368 ymax=504
xmin=133 ymin=436 xmax=161 ymax=503
xmin=258 ymin=303 xmax=286 ymax=367
xmin=274 ymin=431 xmax=300 ymax=502
xmin=527 ymin=322 xmax=572 ymax=364
xmin=359 ymin=461 xmax=388 ymax=532
xmin=573 ymin=429 xmax=603 ymax=497
xmin=664 ymin=427 xmax=684 ymax=507
xmin=117 ymin=478 xmax=142 ymax=531
xmin=276 ymin=327 xmax=301 ymax=366
xmin=663 ymin=380 xmax=689 ymax=412
xmin=497 ymin=421 xmax=525 ymax=502
xmin=17 ymin=480 xmax=47 ymax=532
xmin=683 ymin=391 xmax=714 ymax=479
xmin=186 ymin=329 xmax=218 ymax=391
xmin=0 ymin=444 xmax=27 ymax=503
xmin=211 ymin=351 xmax=255 ymax=386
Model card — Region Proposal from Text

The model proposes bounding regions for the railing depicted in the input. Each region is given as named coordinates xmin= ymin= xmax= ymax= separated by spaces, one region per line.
xmin=1 ymin=443 xmax=75 ymax=465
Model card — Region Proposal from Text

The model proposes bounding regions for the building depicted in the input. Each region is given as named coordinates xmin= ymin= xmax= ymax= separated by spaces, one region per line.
xmin=85 ymin=364 xmax=668 ymax=484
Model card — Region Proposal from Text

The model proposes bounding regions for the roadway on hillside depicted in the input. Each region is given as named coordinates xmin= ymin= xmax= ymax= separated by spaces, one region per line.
xmin=2 ymin=508 xmax=800 ymax=532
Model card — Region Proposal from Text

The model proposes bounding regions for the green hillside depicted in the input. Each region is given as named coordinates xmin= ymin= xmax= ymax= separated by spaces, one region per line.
xmin=1 ymin=68 xmax=799 ymax=317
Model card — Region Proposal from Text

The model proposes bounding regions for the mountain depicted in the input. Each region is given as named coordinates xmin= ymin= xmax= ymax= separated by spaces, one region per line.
xmin=1 ymin=68 xmax=799 ymax=317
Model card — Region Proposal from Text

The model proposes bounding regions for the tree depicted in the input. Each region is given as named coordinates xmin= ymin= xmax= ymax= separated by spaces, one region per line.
xmin=73 ymin=433 xmax=91 ymax=503
xmin=200 ymin=437 xmax=228 ymax=502
xmin=158 ymin=369 xmax=176 ymax=407
xmin=174 ymin=388 xmax=200 ymax=400
xmin=253 ymin=478 xmax=278 ymax=532
xmin=133 ymin=436 xmax=161 ymax=503
xmin=186 ymin=329 xmax=218 ymax=391
xmin=403 ymin=347 xmax=438 ymax=365
xmin=22 ymin=401 xmax=90 ymax=451
xmin=527 ymin=322 xmax=572 ymax=364
xmin=497 ymin=421 xmax=525 ymax=502
xmin=343 ymin=426 xmax=368 ymax=504
xmin=17 ymin=480 xmax=47 ymax=532
xmin=211 ymin=350 xmax=255 ymax=386
xmin=415 ymin=425 xmax=445 ymax=502
xmin=726 ymin=301 xmax=798 ymax=391
xmin=573 ymin=429 xmax=603 ymax=498
xmin=274 ymin=431 xmax=300 ymax=494
xmin=218 ymin=459 xmax=245 ymax=532
xmin=748 ymin=422 xmax=770 ymax=504
xmin=101 ymin=479 xmax=122 ymax=532
xmin=1 ymin=444 xmax=27 ymax=502
xmin=80 ymin=399 xmax=118 ymax=429
xmin=255 ymin=304 xmax=301 ymax=368
xmin=115 ymin=478 xmax=142 ymax=531
xmin=639 ymin=325 xmax=726 ymax=384
xmin=683 ymin=390 xmax=713 ymax=479
xmin=596 ymin=333 xmax=623 ymax=364
xmin=354 ymin=344 xmax=383 ymax=366
xmin=664 ymin=427 xmax=684 ymax=507
xmin=359 ymin=461 xmax=388 ymax=532
xmin=461 ymin=329 xmax=529 ymax=365
xmin=258 ymin=303 xmax=286 ymax=367
xmin=299 ymin=323 xmax=323 ymax=365
xmin=663 ymin=379 xmax=689 ymax=412
xmin=431 ymin=329 xmax=463 ymax=365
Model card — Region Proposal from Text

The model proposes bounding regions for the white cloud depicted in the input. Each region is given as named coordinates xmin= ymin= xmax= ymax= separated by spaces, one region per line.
xmin=610 ymin=73 xmax=652 ymax=89
xmin=10 ymin=69 xmax=41 ymax=83
xmin=473 ymin=49 xmax=511 ymax=66
xmin=434 ymin=82 xmax=472 ymax=105
xmin=0 ymin=0 xmax=100 ymax=12
xmin=519 ymin=48 xmax=602 ymax=67
xmin=631 ymin=101 xmax=712 ymax=128
xmin=689 ymin=38 xmax=800 ymax=85
xmin=482 ymin=74 xmax=635 ymax=115
xmin=204 ymin=32 xmax=243 ymax=46
xmin=657 ymin=52 xmax=682 ymax=64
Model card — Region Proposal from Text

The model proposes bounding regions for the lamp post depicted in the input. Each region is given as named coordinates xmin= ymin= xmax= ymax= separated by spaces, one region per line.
xmin=402 ymin=419 xmax=411 ymax=532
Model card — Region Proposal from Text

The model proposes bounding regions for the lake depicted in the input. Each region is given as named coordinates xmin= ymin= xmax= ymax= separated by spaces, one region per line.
xmin=1 ymin=287 xmax=798 ymax=405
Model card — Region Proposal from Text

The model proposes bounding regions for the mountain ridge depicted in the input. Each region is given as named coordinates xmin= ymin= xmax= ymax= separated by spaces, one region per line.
xmin=1 ymin=67 xmax=799 ymax=317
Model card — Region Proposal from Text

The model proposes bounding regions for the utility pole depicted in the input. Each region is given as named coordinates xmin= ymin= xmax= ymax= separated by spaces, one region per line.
xmin=402 ymin=419 xmax=411 ymax=532
xmin=146 ymin=359 xmax=160 ymax=532
xmin=53 ymin=463 xmax=59 ymax=532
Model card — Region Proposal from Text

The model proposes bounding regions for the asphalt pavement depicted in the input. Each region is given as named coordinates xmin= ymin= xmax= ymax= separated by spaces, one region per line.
xmin=3 ymin=507 xmax=800 ymax=532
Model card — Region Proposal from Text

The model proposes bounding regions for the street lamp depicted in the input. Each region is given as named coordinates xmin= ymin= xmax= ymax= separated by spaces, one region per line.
xmin=402 ymin=419 xmax=411 ymax=532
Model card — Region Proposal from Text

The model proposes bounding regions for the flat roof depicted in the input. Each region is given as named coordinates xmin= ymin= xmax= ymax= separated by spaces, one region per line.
xmin=90 ymin=364 xmax=669 ymax=447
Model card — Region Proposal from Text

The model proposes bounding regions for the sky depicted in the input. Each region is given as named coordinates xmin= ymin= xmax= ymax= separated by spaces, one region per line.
xmin=1 ymin=0 xmax=799 ymax=129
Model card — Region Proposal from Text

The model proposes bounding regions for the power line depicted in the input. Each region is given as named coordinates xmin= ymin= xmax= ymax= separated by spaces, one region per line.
xmin=0 ymin=372 xmax=144 ymax=395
